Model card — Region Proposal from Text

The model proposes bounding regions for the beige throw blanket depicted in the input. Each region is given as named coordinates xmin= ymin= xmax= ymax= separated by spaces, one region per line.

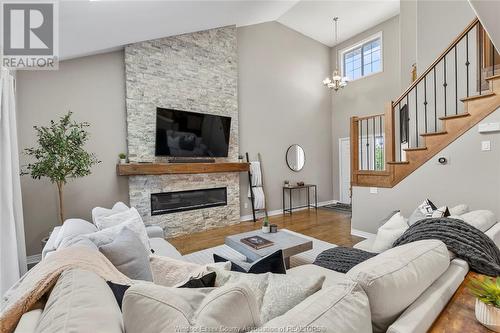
xmin=0 ymin=247 xmax=132 ymax=333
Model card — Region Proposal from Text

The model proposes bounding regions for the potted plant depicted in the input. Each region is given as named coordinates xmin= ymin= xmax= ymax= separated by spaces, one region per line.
xmin=469 ymin=275 xmax=500 ymax=332
xmin=119 ymin=153 xmax=127 ymax=164
xmin=22 ymin=112 xmax=100 ymax=224
xmin=262 ymin=216 xmax=270 ymax=233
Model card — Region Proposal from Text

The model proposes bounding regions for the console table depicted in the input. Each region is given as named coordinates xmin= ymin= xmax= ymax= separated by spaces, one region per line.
xmin=282 ymin=184 xmax=317 ymax=214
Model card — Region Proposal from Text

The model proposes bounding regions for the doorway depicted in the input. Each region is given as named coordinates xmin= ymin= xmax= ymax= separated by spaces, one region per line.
xmin=338 ymin=137 xmax=351 ymax=204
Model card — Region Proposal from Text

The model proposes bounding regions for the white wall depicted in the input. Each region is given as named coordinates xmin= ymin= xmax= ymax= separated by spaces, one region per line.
xmin=352 ymin=107 xmax=500 ymax=233
xmin=237 ymin=22 xmax=333 ymax=216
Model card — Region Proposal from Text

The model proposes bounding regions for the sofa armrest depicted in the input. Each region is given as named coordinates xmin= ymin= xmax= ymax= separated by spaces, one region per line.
xmin=386 ymin=259 xmax=468 ymax=333
xmin=485 ymin=222 xmax=500 ymax=248
xmin=145 ymin=225 xmax=164 ymax=239
xmin=41 ymin=226 xmax=61 ymax=260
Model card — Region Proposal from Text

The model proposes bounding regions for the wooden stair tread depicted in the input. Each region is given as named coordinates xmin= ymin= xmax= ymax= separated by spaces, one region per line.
xmin=403 ymin=147 xmax=428 ymax=151
xmin=485 ymin=74 xmax=500 ymax=81
xmin=420 ymin=131 xmax=447 ymax=137
xmin=460 ymin=92 xmax=495 ymax=102
xmin=387 ymin=161 xmax=409 ymax=165
xmin=439 ymin=113 xmax=470 ymax=120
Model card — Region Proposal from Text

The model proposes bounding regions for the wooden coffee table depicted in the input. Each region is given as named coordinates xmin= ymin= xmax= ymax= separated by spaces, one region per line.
xmin=225 ymin=229 xmax=313 ymax=268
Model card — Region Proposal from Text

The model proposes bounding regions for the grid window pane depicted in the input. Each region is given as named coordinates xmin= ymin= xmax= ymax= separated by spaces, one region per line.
xmin=343 ymin=36 xmax=382 ymax=79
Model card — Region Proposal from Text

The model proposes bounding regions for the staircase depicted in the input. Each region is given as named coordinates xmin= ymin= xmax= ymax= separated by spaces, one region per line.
xmin=351 ymin=18 xmax=500 ymax=188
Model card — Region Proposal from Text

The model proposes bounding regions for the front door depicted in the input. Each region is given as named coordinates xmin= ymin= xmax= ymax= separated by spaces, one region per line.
xmin=339 ymin=138 xmax=351 ymax=204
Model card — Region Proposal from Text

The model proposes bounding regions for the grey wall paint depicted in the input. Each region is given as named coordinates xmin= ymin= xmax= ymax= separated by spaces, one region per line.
xmin=400 ymin=0 xmax=416 ymax=90
xmin=416 ymin=0 xmax=475 ymax=70
xmin=352 ymin=108 xmax=500 ymax=234
xmin=330 ymin=16 xmax=400 ymax=202
xmin=16 ymin=51 xmax=128 ymax=256
xmin=237 ymin=22 xmax=333 ymax=216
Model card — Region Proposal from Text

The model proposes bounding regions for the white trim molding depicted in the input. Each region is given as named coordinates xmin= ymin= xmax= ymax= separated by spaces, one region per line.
xmin=351 ymin=228 xmax=376 ymax=239
xmin=240 ymin=200 xmax=337 ymax=221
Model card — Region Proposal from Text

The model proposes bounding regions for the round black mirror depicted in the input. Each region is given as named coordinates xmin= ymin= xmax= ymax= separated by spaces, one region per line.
xmin=286 ymin=144 xmax=305 ymax=172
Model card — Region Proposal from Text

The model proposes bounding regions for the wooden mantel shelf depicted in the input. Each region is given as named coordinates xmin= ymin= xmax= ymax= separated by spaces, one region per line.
xmin=117 ymin=162 xmax=250 ymax=176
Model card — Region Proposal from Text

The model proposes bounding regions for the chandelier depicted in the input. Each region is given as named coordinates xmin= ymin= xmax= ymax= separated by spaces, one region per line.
xmin=323 ymin=17 xmax=349 ymax=91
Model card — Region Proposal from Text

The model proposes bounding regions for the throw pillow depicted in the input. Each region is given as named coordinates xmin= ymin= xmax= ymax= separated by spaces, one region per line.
xmin=460 ymin=210 xmax=497 ymax=232
xmin=92 ymin=201 xmax=129 ymax=226
xmin=149 ymin=255 xmax=230 ymax=287
xmin=213 ymin=249 xmax=286 ymax=274
xmin=58 ymin=234 xmax=99 ymax=251
xmin=122 ymin=283 xmax=260 ymax=333
xmin=99 ymin=227 xmax=153 ymax=281
xmin=178 ymin=272 xmax=217 ymax=288
xmin=450 ymin=204 xmax=469 ymax=216
xmin=85 ymin=208 xmax=150 ymax=251
xmin=408 ymin=199 xmax=450 ymax=225
xmin=107 ymin=281 xmax=131 ymax=310
xmin=54 ymin=219 xmax=97 ymax=249
xmin=372 ymin=212 xmax=408 ymax=252
xmin=95 ymin=207 xmax=140 ymax=231
xmin=208 ymin=266 xmax=325 ymax=323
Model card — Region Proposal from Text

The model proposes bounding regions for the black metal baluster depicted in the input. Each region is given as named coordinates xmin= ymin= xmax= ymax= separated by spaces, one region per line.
xmin=466 ymin=33 xmax=470 ymax=98
xmin=366 ymin=119 xmax=369 ymax=169
xmin=479 ymin=23 xmax=482 ymax=95
xmin=424 ymin=76 xmax=428 ymax=133
xmin=444 ymin=56 xmax=448 ymax=116
xmin=407 ymin=95 xmax=410 ymax=147
xmin=360 ymin=120 xmax=363 ymax=169
xmin=373 ymin=117 xmax=376 ymax=170
xmin=433 ymin=67 xmax=437 ymax=131
xmin=454 ymin=45 xmax=458 ymax=115
xmin=415 ymin=86 xmax=418 ymax=147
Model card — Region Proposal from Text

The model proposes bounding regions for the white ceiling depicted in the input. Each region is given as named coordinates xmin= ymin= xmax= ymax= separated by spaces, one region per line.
xmin=277 ymin=0 xmax=400 ymax=46
xmin=58 ymin=0 xmax=400 ymax=60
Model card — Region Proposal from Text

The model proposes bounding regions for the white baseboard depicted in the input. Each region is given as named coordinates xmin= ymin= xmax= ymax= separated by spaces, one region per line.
xmin=27 ymin=254 xmax=42 ymax=265
xmin=240 ymin=200 xmax=337 ymax=221
xmin=351 ymin=228 xmax=376 ymax=239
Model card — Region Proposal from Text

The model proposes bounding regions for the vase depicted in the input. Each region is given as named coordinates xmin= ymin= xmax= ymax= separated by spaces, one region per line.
xmin=119 ymin=159 xmax=127 ymax=164
xmin=262 ymin=226 xmax=270 ymax=233
xmin=475 ymin=298 xmax=500 ymax=332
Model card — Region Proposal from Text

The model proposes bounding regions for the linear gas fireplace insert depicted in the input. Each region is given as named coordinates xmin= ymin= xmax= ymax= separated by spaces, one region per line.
xmin=151 ymin=187 xmax=227 ymax=215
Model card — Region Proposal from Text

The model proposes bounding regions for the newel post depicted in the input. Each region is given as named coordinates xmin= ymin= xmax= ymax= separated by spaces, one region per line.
xmin=384 ymin=101 xmax=395 ymax=167
xmin=350 ymin=116 xmax=359 ymax=186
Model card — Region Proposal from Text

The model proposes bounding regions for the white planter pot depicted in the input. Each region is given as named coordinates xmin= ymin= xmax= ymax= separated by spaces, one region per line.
xmin=119 ymin=159 xmax=127 ymax=164
xmin=475 ymin=298 xmax=500 ymax=332
xmin=262 ymin=226 xmax=270 ymax=233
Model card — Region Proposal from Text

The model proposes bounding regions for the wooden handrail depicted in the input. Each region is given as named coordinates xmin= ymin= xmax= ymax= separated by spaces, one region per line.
xmin=354 ymin=113 xmax=385 ymax=121
xmin=393 ymin=17 xmax=480 ymax=106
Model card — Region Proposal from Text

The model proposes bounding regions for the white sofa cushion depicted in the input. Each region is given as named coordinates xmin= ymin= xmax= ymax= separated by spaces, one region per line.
xmin=460 ymin=210 xmax=496 ymax=232
xmin=14 ymin=309 xmax=42 ymax=333
xmin=95 ymin=206 xmax=140 ymax=231
xmin=257 ymin=279 xmax=372 ymax=333
xmin=36 ymin=269 xmax=123 ymax=333
xmin=92 ymin=201 xmax=129 ymax=227
xmin=149 ymin=237 xmax=182 ymax=259
xmin=209 ymin=267 xmax=325 ymax=323
xmin=53 ymin=219 xmax=97 ymax=249
xmin=346 ymin=240 xmax=450 ymax=333
xmin=123 ymin=283 xmax=261 ymax=333
xmin=287 ymin=263 xmax=346 ymax=288
xmin=372 ymin=212 xmax=408 ymax=252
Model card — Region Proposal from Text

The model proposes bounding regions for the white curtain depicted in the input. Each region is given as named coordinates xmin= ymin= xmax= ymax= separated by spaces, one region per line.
xmin=0 ymin=67 xmax=27 ymax=296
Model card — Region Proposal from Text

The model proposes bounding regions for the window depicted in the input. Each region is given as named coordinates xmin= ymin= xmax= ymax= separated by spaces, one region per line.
xmin=341 ymin=32 xmax=382 ymax=81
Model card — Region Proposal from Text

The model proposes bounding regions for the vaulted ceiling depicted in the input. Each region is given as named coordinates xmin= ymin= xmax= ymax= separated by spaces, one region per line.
xmin=59 ymin=0 xmax=400 ymax=60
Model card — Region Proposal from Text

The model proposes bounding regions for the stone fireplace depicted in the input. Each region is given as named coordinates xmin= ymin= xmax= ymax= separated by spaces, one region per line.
xmin=124 ymin=26 xmax=240 ymax=238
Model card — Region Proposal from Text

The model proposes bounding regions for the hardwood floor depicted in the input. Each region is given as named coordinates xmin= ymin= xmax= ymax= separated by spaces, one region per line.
xmin=168 ymin=208 xmax=363 ymax=255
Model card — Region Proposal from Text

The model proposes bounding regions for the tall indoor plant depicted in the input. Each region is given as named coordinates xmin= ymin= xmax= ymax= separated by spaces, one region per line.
xmin=22 ymin=112 xmax=100 ymax=224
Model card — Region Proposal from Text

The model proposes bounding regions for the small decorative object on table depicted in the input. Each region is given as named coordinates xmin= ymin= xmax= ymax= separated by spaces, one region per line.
xmin=284 ymin=180 xmax=290 ymax=187
xmin=238 ymin=155 xmax=244 ymax=162
xmin=469 ymin=275 xmax=500 ymax=332
xmin=297 ymin=181 xmax=305 ymax=186
xmin=262 ymin=217 xmax=270 ymax=233
xmin=241 ymin=235 xmax=274 ymax=250
xmin=270 ymin=224 xmax=278 ymax=233
xmin=119 ymin=153 xmax=127 ymax=164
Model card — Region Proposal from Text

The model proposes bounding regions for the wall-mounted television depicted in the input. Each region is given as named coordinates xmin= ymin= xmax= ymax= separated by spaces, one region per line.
xmin=155 ymin=108 xmax=231 ymax=157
